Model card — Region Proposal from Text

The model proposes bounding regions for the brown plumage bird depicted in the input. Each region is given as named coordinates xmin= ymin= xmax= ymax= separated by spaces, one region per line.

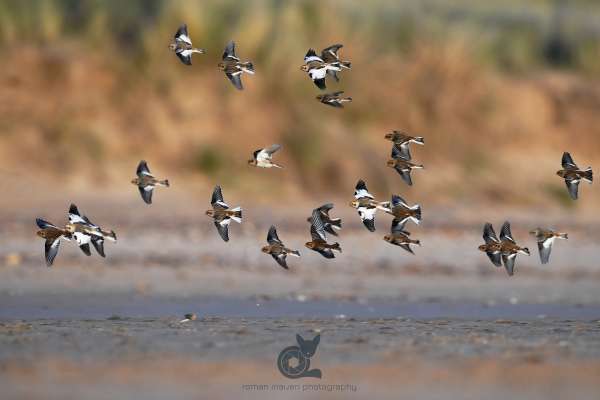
xmin=381 ymin=195 xmax=422 ymax=226
xmin=529 ymin=227 xmax=568 ymax=264
xmin=316 ymin=91 xmax=352 ymax=108
xmin=262 ymin=225 xmax=300 ymax=269
xmin=557 ymin=152 xmax=593 ymax=200
xmin=478 ymin=222 xmax=502 ymax=267
xmin=349 ymin=179 xmax=388 ymax=232
xmin=131 ymin=160 xmax=170 ymax=205
xmin=305 ymin=209 xmax=341 ymax=259
xmin=384 ymin=130 xmax=424 ymax=161
xmin=383 ymin=219 xmax=421 ymax=254
xmin=36 ymin=218 xmax=72 ymax=267
xmin=306 ymin=203 xmax=342 ymax=237
xmin=218 ymin=41 xmax=254 ymax=90
xmin=499 ymin=221 xmax=530 ymax=276
xmin=205 ymin=185 xmax=242 ymax=242
xmin=387 ymin=145 xmax=424 ymax=186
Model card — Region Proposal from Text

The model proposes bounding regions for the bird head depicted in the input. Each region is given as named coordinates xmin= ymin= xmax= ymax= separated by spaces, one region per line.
xmin=349 ymin=200 xmax=359 ymax=208
xmin=519 ymin=247 xmax=530 ymax=256
xmin=383 ymin=234 xmax=392 ymax=243
xmin=305 ymin=241 xmax=315 ymax=249
xmin=261 ymin=246 xmax=270 ymax=253
xmin=131 ymin=178 xmax=139 ymax=185
xmin=217 ymin=62 xmax=226 ymax=71
xmin=300 ymin=64 xmax=309 ymax=72
xmin=315 ymin=95 xmax=324 ymax=101
xmin=36 ymin=230 xmax=46 ymax=239
xmin=384 ymin=133 xmax=393 ymax=140
xmin=478 ymin=244 xmax=488 ymax=252
xmin=64 ymin=224 xmax=75 ymax=233
xmin=247 ymin=159 xmax=256 ymax=166
xmin=205 ymin=210 xmax=214 ymax=217
xmin=529 ymin=228 xmax=540 ymax=236
xmin=556 ymin=170 xmax=566 ymax=178
xmin=168 ymin=43 xmax=177 ymax=51
xmin=386 ymin=159 xmax=396 ymax=167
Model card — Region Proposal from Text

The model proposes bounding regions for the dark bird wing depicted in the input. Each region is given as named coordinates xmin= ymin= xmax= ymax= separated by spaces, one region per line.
xmin=500 ymin=221 xmax=515 ymax=243
xmin=313 ymin=78 xmax=326 ymax=90
xmin=391 ymin=144 xmax=410 ymax=160
xmin=487 ymin=251 xmax=502 ymax=267
xmin=139 ymin=186 xmax=153 ymax=204
xmin=562 ymin=152 xmax=578 ymax=169
xmin=354 ymin=179 xmax=373 ymax=199
xmin=137 ymin=160 xmax=151 ymax=177
xmin=391 ymin=218 xmax=407 ymax=234
xmin=68 ymin=204 xmax=86 ymax=224
xmin=537 ymin=240 xmax=553 ymax=264
xmin=358 ymin=207 xmax=376 ymax=232
xmin=310 ymin=210 xmax=327 ymax=241
xmin=267 ymin=225 xmax=282 ymax=245
xmin=264 ymin=144 xmax=281 ymax=155
xmin=391 ymin=194 xmax=409 ymax=209
xmin=483 ymin=223 xmax=500 ymax=244
xmin=323 ymin=98 xmax=343 ymax=108
xmin=36 ymin=218 xmax=57 ymax=229
xmin=79 ymin=243 xmax=92 ymax=256
xmin=226 ymin=72 xmax=244 ymax=90
xmin=271 ymin=254 xmax=288 ymax=269
xmin=223 ymin=40 xmax=239 ymax=61
xmin=175 ymin=49 xmax=193 ymax=65
xmin=175 ymin=24 xmax=192 ymax=45
xmin=565 ymin=179 xmax=579 ymax=200
xmin=321 ymin=44 xmax=343 ymax=62
xmin=324 ymin=224 xmax=338 ymax=237
xmin=214 ymin=220 xmax=230 ymax=242
xmin=502 ymin=254 xmax=516 ymax=276
xmin=44 ymin=238 xmax=60 ymax=267
xmin=395 ymin=167 xmax=413 ymax=186
xmin=304 ymin=48 xmax=323 ymax=63
xmin=316 ymin=248 xmax=335 ymax=259
xmin=327 ymin=70 xmax=340 ymax=82
xmin=398 ymin=243 xmax=415 ymax=255
xmin=91 ymin=237 xmax=106 ymax=258
xmin=211 ymin=185 xmax=225 ymax=206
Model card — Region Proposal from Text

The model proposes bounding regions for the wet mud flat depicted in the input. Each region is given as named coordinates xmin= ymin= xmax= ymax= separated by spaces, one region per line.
xmin=1 ymin=316 xmax=600 ymax=399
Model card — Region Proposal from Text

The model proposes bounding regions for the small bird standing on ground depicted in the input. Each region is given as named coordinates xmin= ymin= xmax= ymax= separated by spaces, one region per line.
xmin=384 ymin=130 xmax=424 ymax=161
xmin=305 ymin=209 xmax=342 ymax=259
xmin=248 ymin=144 xmax=283 ymax=168
xmin=169 ymin=24 xmax=205 ymax=65
xmin=218 ymin=41 xmax=254 ymax=90
xmin=499 ymin=221 xmax=530 ymax=276
xmin=529 ymin=227 xmax=568 ymax=264
xmin=381 ymin=195 xmax=422 ymax=226
xmin=179 ymin=313 xmax=197 ymax=323
xmin=316 ymin=91 xmax=352 ymax=108
xmin=306 ymin=203 xmax=342 ymax=236
xmin=262 ymin=225 xmax=301 ymax=269
xmin=478 ymin=222 xmax=503 ymax=267
xmin=349 ymin=180 xmax=388 ymax=232
xmin=131 ymin=160 xmax=170 ymax=205
xmin=65 ymin=204 xmax=117 ymax=258
xmin=36 ymin=218 xmax=72 ymax=267
xmin=387 ymin=144 xmax=424 ymax=186
xmin=383 ymin=219 xmax=421 ymax=254
xmin=557 ymin=152 xmax=593 ymax=200
xmin=206 ymin=185 xmax=242 ymax=242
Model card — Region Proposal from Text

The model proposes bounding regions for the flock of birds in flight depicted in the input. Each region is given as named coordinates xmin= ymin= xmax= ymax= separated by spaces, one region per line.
xmin=36 ymin=24 xmax=594 ymax=276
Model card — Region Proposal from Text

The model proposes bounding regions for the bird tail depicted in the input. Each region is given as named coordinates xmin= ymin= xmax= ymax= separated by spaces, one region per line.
xmin=230 ymin=207 xmax=242 ymax=223
xmin=289 ymin=250 xmax=301 ymax=257
xmin=242 ymin=62 xmax=254 ymax=74
xmin=342 ymin=97 xmax=352 ymax=102
xmin=332 ymin=242 xmax=342 ymax=253
xmin=340 ymin=60 xmax=351 ymax=69
xmin=557 ymin=233 xmax=568 ymax=239
xmin=413 ymin=136 xmax=425 ymax=145
xmin=329 ymin=218 xmax=342 ymax=229
xmin=583 ymin=167 xmax=593 ymax=183
xmin=192 ymin=48 xmax=205 ymax=54
xmin=409 ymin=205 xmax=422 ymax=225
xmin=159 ymin=179 xmax=170 ymax=187
xmin=103 ymin=230 xmax=117 ymax=242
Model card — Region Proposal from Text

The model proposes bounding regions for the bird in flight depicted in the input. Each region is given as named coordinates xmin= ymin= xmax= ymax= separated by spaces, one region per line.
xmin=205 ymin=185 xmax=242 ymax=242
xmin=218 ymin=41 xmax=254 ymax=90
xmin=557 ymin=152 xmax=593 ymax=200
xmin=248 ymin=144 xmax=283 ymax=168
xmin=131 ymin=160 xmax=170 ymax=205
xmin=529 ymin=227 xmax=568 ymax=264
xmin=169 ymin=24 xmax=205 ymax=65
xmin=262 ymin=225 xmax=301 ymax=270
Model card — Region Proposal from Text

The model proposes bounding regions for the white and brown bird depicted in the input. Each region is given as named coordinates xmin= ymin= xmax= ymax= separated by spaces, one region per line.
xmin=36 ymin=218 xmax=72 ymax=267
xmin=316 ymin=91 xmax=352 ymax=108
xmin=262 ymin=225 xmax=301 ymax=270
xmin=306 ymin=203 xmax=342 ymax=237
xmin=384 ymin=130 xmax=424 ymax=161
xmin=499 ymin=221 xmax=530 ymax=276
xmin=383 ymin=219 xmax=421 ymax=254
xmin=557 ymin=152 xmax=593 ymax=200
xmin=381 ymin=195 xmax=422 ymax=226
xmin=65 ymin=204 xmax=116 ymax=258
xmin=478 ymin=222 xmax=503 ymax=267
xmin=529 ymin=227 xmax=568 ymax=264
xmin=169 ymin=24 xmax=205 ymax=65
xmin=387 ymin=144 xmax=424 ymax=186
xmin=218 ymin=41 xmax=254 ymax=90
xmin=248 ymin=144 xmax=283 ymax=168
xmin=300 ymin=44 xmax=350 ymax=90
xmin=131 ymin=160 xmax=170 ymax=205
xmin=205 ymin=185 xmax=242 ymax=242
xmin=349 ymin=180 xmax=388 ymax=232
xmin=305 ymin=208 xmax=341 ymax=259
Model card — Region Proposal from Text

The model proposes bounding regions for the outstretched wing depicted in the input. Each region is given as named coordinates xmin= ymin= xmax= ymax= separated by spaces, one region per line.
xmin=537 ymin=239 xmax=553 ymax=264
xmin=483 ymin=223 xmax=499 ymax=244
xmin=271 ymin=254 xmax=288 ymax=269
xmin=565 ymin=179 xmax=579 ymax=200
xmin=267 ymin=225 xmax=282 ymax=245
xmin=304 ymin=48 xmax=323 ymax=63
xmin=502 ymin=254 xmax=516 ymax=276
xmin=395 ymin=167 xmax=413 ymax=186
xmin=175 ymin=24 xmax=192 ymax=46
xmin=136 ymin=160 xmax=152 ymax=177
xmin=36 ymin=218 xmax=57 ymax=230
xmin=139 ymin=186 xmax=153 ymax=205
xmin=68 ymin=204 xmax=86 ymax=224
xmin=391 ymin=144 xmax=410 ymax=160
xmin=499 ymin=221 xmax=515 ymax=243
xmin=354 ymin=179 xmax=373 ymax=199
xmin=562 ymin=152 xmax=577 ymax=170
xmin=214 ymin=220 xmax=230 ymax=242
xmin=391 ymin=218 xmax=407 ymax=234
xmin=310 ymin=210 xmax=327 ymax=241
xmin=316 ymin=248 xmax=335 ymax=259
xmin=321 ymin=44 xmax=343 ymax=63
xmin=358 ymin=207 xmax=376 ymax=232
xmin=211 ymin=185 xmax=227 ymax=208
xmin=44 ymin=238 xmax=60 ymax=267
xmin=91 ymin=237 xmax=106 ymax=258
xmin=486 ymin=251 xmax=502 ymax=267
xmin=79 ymin=243 xmax=92 ymax=257
xmin=226 ymin=72 xmax=244 ymax=90
xmin=223 ymin=40 xmax=239 ymax=61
